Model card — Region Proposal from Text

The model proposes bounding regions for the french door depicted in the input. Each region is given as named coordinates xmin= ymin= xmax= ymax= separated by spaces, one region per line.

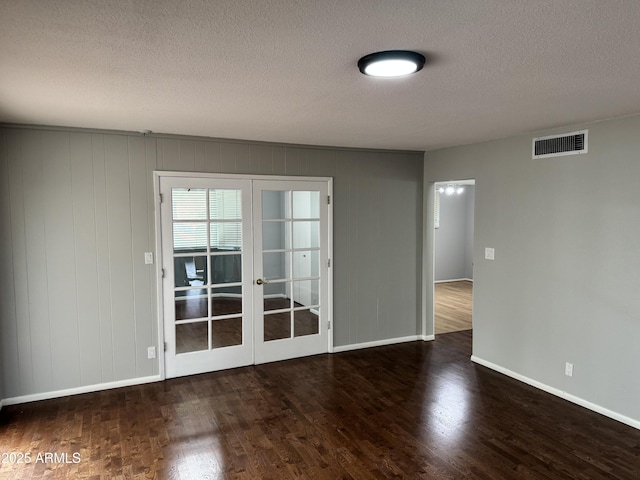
xmin=159 ymin=174 xmax=330 ymax=378
xmin=253 ymin=180 xmax=330 ymax=364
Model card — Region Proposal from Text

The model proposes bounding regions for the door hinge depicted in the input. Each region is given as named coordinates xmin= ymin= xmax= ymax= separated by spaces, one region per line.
xmin=328 ymin=259 xmax=331 ymax=267
xmin=327 ymin=195 xmax=331 ymax=204
xmin=164 ymin=342 xmax=167 ymax=352
xmin=159 ymin=193 xmax=164 ymax=203
xmin=327 ymin=320 xmax=331 ymax=330
xmin=161 ymin=268 xmax=165 ymax=278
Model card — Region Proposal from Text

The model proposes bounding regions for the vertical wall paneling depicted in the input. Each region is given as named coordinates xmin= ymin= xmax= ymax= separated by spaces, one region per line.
xmin=234 ymin=143 xmax=252 ymax=174
xmin=272 ymin=146 xmax=286 ymax=175
xmin=219 ymin=142 xmax=237 ymax=173
xmin=194 ymin=141 xmax=206 ymax=172
xmin=178 ymin=139 xmax=195 ymax=172
xmin=331 ymin=151 xmax=353 ymax=344
xmin=249 ymin=144 xmax=273 ymax=174
xmin=92 ymin=133 xmax=114 ymax=382
xmin=104 ymin=135 xmax=136 ymax=381
xmin=70 ymin=132 xmax=102 ymax=386
xmin=158 ymin=138 xmax=181 ymax=171
xmin=42 ymin=131 xmax=81 ymax=390
xmin=284 ymin=147 xmax=304 ymax=176
xmin=22 ymin=130 xmax=52 ymax=394
xmin=203 ymin=141 xmax=221 ymax=173
xmin=1 ymin=131 xmax=22 ymax=397
xmin=354 ymin=151 xmax=376 ymax=342
xmin=128 ymin=136 xmax=154 ymax=378
xmin=145 ymin=137 xmax=159 ymax=375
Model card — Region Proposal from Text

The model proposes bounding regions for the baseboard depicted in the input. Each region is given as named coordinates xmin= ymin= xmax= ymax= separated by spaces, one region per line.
xmin=421 ymin=335 xmax=435 ymax=341
xmin=435 ymin=278 xmax=473 ymax=283
xmin=471 ymin=356 xmax=640 ymax=431
xmin=333 ymin=335 xmax=421 ymax=353
xmin=2 ymin=375 xmax=163 ymax=407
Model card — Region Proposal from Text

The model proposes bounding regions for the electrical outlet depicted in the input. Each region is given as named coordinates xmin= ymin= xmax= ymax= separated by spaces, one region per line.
xmin=148 ymin=346 xmax=156 ymax=359
xmin=485 ymin=247 xmax=495 ymax=260
xmin=565 ymin=362 xmax=573 ymax=377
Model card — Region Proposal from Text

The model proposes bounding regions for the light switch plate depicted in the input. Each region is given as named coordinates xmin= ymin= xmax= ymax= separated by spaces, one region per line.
xmin=485 ymin=247 xmax=495 ymax=260
xmin=144 ymin=252 xmax=154 ymax=265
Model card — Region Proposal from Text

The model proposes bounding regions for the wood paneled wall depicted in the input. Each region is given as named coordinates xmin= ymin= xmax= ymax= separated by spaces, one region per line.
xmin=0 ymin=127 xmax=423 ymax=400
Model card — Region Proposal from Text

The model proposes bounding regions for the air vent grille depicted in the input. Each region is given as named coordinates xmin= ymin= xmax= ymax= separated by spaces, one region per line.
xmin=532 ymin=130 xmax=588 ymax=159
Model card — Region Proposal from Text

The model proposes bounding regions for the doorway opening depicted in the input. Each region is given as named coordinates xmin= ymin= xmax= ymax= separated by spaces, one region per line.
xmin=433 ymin=180 xmax=475 ymax=335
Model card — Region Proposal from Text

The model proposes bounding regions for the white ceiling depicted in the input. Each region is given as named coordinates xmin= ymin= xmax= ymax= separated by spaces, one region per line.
xmin=2 ymin=1 xmax=640 ymax=152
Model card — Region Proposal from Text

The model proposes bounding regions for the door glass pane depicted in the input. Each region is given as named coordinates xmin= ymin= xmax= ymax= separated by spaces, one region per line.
xmin=173 ymin=188 xmax=207 ymax=220
xmin=173 ymin=223 xmax=207 ymax=254
xmin=174 ymin=256 xmax=207 ymax=287
xmin=210 ymin=222 xmax=242 ymax=251
xmin=262 ymin=191 xmax=291 ymax=220
xmin=175 ymin=291 xmax=207 ymax=320
xmin=211 ymin=287 xmax=242 ymax=316
xmin=293 ymin=250 xmax=319 ymax=278
xmin=293 ymin=191 xmax=320 ymax=219
xmin=176 ymin=322 xmax=208 ymax=353
xmin=294 ymin=309 xmax=319 ymax=337
xmin=211 ymin=317 xmax=242 ymax=348
xmin=262 ymin=221 xmax=290 ymax=250
xmin=293 ymin=279 xmax=319 ymax=306
xmin=263 ymin=282 xmax=291 ymax=311
xmin=210 ymin=255 xmax=242 ymax=284
xmin=209 ymin=189 xmax=242 ymax=220
xmin=263 ymin=252 xmax=290 ymax=280
xmin=264 ymin=312 xmax=291 ymax=341
xmin=293 ymin=221 xmax=319 ymax=249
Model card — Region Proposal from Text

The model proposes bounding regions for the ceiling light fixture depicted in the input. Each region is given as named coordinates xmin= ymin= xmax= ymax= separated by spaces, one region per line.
xmin=438 ymin=184 xmax=465 ymax=196
xmin=358 ymin=50 xmax=426 ymax=78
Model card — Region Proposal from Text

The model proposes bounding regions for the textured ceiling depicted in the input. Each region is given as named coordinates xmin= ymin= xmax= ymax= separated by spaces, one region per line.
xmin=2 ymin=0 xmax=640 ymax=151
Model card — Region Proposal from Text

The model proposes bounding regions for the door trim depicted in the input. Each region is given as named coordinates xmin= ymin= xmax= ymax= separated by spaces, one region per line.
xmin=153 ymin=171 xmax=333 ymax=380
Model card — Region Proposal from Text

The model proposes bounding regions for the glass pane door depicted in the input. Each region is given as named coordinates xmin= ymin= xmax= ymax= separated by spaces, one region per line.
xmin=160 ymin=174 xmax=331 ymax=377
xmin=161 ymin=177 xmax=253 ymax=378
xmin=253 ymin=180 xmax=329 ymax=364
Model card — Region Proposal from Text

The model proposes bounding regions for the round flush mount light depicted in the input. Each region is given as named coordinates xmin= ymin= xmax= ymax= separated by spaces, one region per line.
xmin=358 ymin=50 xmax=426 ymax=77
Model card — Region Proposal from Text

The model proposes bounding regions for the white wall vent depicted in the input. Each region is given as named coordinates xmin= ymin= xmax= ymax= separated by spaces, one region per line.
xmin=532 ymin=130 xmax=588 ymax=159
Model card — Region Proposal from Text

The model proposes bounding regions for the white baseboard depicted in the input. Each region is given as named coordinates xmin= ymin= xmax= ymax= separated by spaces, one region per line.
xmin=434 ymin=278 xmax=473 ymax=283
xmin=2 ymin=375 xmax=163 ymax=407
xmin=471 ymin=356 xmax=640 ymax=431
xmin=333 ymin=335 xmax=421 ymax=353
xmin=421 ymin=335 xmax=435 ymax=341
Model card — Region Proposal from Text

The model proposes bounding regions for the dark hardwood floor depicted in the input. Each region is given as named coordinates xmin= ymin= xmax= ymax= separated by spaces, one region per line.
xmin=1 ymin=331 xmax=639 ymax=479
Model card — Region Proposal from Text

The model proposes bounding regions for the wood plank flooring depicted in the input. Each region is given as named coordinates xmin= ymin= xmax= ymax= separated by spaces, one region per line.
xmin=1 ymin=331 xmax=639 ymax=479
xmin=435 ymin=280 xmax=473 ymax=334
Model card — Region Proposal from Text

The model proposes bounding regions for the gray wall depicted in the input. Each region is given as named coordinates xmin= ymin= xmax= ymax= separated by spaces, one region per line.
xmin=435 ymin=186 xmax=474 ymax=281
xmin=424 ymin=114 xmax=640 ymax=424
xmin=0 ymin=126 xmax=423 ymax=400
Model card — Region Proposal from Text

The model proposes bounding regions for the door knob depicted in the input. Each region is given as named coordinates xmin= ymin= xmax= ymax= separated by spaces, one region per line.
xmin=256 ymin=278 xmax=267 ymax=285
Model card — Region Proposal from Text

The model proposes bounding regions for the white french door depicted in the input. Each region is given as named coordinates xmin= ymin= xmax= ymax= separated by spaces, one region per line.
xmin=160 ymin=177 xmax=254 ymax=378
xmin=252 ymin=180 xmax=330 ymax=364
xmin=159 ymin=174 xmax=331 ymax=378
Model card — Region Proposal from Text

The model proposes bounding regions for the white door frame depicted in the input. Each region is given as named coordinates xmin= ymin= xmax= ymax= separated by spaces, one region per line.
xmin=153 ymin=171 xmax=334 ymax=380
